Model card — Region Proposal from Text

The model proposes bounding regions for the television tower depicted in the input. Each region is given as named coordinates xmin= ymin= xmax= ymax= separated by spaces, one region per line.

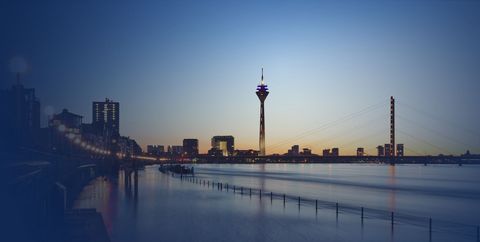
xmin=256 ymin=68 xmax=269 ymax=156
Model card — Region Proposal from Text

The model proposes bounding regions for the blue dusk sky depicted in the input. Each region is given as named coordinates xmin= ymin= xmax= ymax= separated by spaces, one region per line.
xmin=1 ymin=0 xmax=479 ymax=155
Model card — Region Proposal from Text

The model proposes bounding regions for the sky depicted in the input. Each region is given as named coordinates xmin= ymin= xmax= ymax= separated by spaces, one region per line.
xmin=1 ymin=0 xmax=479 ymax=155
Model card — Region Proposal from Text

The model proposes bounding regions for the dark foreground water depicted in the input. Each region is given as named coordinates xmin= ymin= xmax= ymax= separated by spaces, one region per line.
xmin=75 ymin=164 xmax=480 ymax=242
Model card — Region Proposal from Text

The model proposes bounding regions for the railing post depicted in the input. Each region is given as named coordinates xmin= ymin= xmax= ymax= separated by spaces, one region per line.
xmin=283 ymin=194 xmax=286 ymax=206
xmin=298 ymin=196 xmax=301 ymax=207
xmin=476 ymin=225 xmax=479 ymax=242
xmin=270 ymin=192 xmax=273 ymax=203
xmin=429 ymin=218 xmax=432 ymax=241
xmin=361 ymin=207 xmax=364 ymax=222
xmin=315 ymin=200 xmax=318 ymax=212
xmin=241 ymin=187 xmax=243 ymax=195
xmin=336 ymin=203 xmax=339 ymax=216
xmin=391 ymin=212 xmax=394 ymax=227
xmin=259 ymin=190 xmax=262 ymax=200
xmin=249 ymin=188 xmax=252 ymax=197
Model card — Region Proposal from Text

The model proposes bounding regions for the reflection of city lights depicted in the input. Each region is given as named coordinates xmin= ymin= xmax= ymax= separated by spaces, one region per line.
xmin=74 ymin=138 xmax=81 ymax=144
xmin=58 ymin=125 xmax=66 ymax=132
xmin=81 ymin=142 xmax=86 ymax=147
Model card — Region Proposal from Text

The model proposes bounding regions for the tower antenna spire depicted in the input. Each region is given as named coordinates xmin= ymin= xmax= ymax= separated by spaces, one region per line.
xmin=261 ymin=67 xmax=264 ymax=85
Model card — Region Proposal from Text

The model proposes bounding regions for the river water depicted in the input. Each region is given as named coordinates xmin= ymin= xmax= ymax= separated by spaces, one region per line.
xmin=74 ymin=163 xmax=480 ymax=242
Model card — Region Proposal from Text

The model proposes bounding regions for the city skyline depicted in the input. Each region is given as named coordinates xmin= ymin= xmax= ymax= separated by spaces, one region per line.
xmin=2 ymin=1 xmax=480 ymax=155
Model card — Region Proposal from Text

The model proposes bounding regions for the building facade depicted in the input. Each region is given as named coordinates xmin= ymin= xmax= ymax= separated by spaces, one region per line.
xmin=211 ymin=136 xmax=234 ymax=156
xmin=183 ymin=139 xmax=199 ymax=156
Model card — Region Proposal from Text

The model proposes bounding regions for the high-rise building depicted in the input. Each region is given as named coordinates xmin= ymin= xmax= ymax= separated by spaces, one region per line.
xmin=0 ymin=73 xmax=40 ymax=148
xmin=322 ymin=149 xmax=331 ymax=157
xmin=211 ymin=135 xmax=234 ymax=156
xmin=302 ymin=148 xmax=312 ymax=156
xmin=377 ymin=145 xmax=384 ymax=157
xmin=183 ymin=139 xmax=199 ymax=156
xmin=331 ymin=148 xmax=339 ymax=157
xmin=256 ymin=68 xmax=269 ymax=156
xmin=396 ymin=144 xmax=404 ymax=157
xmin=288 ymin=145 xmax=300 ymax=156
xmin=385 ymin=144 xmax=392 ymax=157
xmin=92 ymin=98 xmax=120 ymax=138
xmin=357 ymin=147 xmax=364 ymax=157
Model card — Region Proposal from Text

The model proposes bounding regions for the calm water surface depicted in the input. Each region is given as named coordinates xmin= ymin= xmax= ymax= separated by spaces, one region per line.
xmin=75 ymin=164 xmax=480 ymax=242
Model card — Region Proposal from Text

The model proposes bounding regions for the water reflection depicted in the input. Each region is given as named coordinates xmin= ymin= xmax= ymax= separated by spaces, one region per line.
xmin=388 ymin=165 xmax=396 ymax=212
xmin=74 ymin=164 xmax=480 ymax=242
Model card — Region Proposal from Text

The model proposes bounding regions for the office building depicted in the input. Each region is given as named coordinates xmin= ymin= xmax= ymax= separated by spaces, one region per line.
xmin=377 ymin=145 xmax=385 ymax=157
xmin=397 ymin=144 xmax=404 ymax=157
xmin=0 ymin=73 xmax=40 ymax=148
xmin=357 ymin=147 xmax=364 ymax=157
xmin=183 ymin=139 xmax=199 ymax=156
xmin=211 ymin=135 xmax=234 ymax=156
xmin=331 ymin=148 xmax=339 ymax=157
xmin=288 ymin=145 xmax=300 ymax=156
xmin=322 ymin=149 xmax=330 ymax=157
xmin=92 ymin=98 xmax=120 ymax=139
xmin=385 ymin=144 xmax=392 ymax=157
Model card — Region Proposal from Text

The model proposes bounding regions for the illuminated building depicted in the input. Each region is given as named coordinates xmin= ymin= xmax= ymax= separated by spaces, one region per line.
xmin=92 ymin=98 xmax=120 ymax=138
xmin=211 ymin=135 xmax=234 ymax=156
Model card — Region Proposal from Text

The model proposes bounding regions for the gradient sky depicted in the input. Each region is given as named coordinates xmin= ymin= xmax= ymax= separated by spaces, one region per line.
xmin=1 ymin=0 xmax=479 ymax=155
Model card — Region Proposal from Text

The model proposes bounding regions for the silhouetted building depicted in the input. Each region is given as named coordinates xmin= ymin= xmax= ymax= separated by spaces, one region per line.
xmin=147 ymin=145 xmax=164 ymax=156
xmin=256 ymin=68 xmax=269 ymax=156
xmin=288 ymin=145 xmax=300 ymax=156
xmin=211 ymin=135 xmax=234 ymax=156
xmin=357 ymin=147 xmax=364 ymax=157
xmin=331 ymin=148 xmax=339 ymax=157
xmin=170 ymin=145 xmax=183 ymax=155
xmin=302 ymin=148 xmax=312 ymax=156
xmin=385 ymin=144 xmax=392 ymax=157
xmin=377 ymin=145 xmax=384 ymax=157
xmin=118 ymin=136 xmax=142 ymax=157
xmin=234 ymin=149 xmax=259 ymax=157
xmin=183 ymin=139 xmax=199 ymax=156
xmin=322 ymin=149 xmax=330 ymax=157
xmin=48 ymin=109 xmax=84 ymax=154
xmin=92 ymin=98 xmax=119 ymax=139
xmin=208 ymin=147 xmax=223 ymax=157
xmin=396 ymin=144 xmax=404 ymax=157
xmin=50 ymin=109 xmax=83 ymax=131
xmin=0 ymin=74 xmax=40 ymax=149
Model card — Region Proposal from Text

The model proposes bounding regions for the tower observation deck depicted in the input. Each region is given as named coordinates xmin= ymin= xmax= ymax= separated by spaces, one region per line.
xmin=256 ymin=68 xmax=269 ymax=156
